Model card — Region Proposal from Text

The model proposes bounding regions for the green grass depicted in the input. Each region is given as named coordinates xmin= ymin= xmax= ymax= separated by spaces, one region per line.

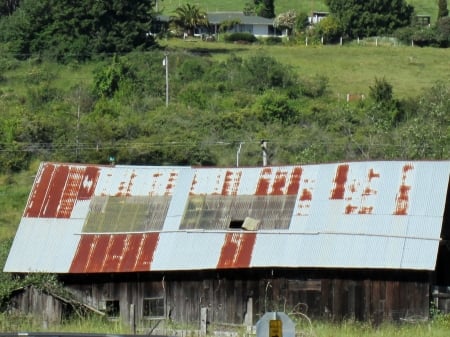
xmin=2 ymin=313 xmax=450 ymax=337
xmin=159 ymin=0 xmax=438 ymax=21
xmin=162 ymin=39 xmax=450 ymax=99
xmin=0 ymin=162 xmax=39 ymax=241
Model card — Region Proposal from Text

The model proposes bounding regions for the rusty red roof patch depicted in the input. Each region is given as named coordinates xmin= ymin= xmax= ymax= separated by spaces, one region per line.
xmin=217 ymin=232 xmax=256 ymax=268
xmin=69 ymin=233 xmax=159 ymax=273
xmin=25 ymin=163 xmax=99 ymax=218
xmin=393 ymin=163 xmax=414 ymax=215
xmin=330 ymin=164 xmax=349 ymax=200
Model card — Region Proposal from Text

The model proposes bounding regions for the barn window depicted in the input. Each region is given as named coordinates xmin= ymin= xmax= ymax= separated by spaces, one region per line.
xmin=105 ymin=300 xmax=120 ymax=319
xmin=143 ymin=297 xmax=165 ymax=318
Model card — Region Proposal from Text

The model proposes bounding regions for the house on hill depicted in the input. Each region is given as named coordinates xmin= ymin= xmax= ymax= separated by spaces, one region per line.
xmin=152 ymin=12 xmax=285 ymax=38
xmin=205 ymin=12 xmax=285 ymax=37
xmin=4 ymin=161 xmax=450 ymax=330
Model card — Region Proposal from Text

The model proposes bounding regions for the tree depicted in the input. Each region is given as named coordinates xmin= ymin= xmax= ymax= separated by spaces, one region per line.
xmin=438 ymin=0 xmax=449 ymax=19
xmin=171 ymin=4 xmax=208 ymax=36
xmin=254 ymin=0 xmax=275 ymax=18
xmin=1 ymin=0 xmax=157 ymax=61
xmin=325 ymin=0 xmax=414 ymax=39
xmin=314 ymin=16 xmax=343 ymax=43
xmin=273 ymin=10 xmax=297 ymax=35
xmin=0 ymin=0 xmax=20 ymax=16
xmin=436 ymin=16 xmax=450 ymax=47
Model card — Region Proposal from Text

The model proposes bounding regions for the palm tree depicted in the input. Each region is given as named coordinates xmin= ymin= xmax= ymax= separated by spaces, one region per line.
xmin=171 ymin=4 xmax=208 ymax=37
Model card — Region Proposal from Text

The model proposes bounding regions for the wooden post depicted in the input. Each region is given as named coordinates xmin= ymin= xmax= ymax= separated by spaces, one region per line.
xmin=200 ymin=307 xmax=208 ymax=336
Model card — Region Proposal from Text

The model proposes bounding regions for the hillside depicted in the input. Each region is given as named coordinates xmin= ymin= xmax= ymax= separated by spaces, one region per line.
xmin=159 ymin=0 xmax=438 ymax=21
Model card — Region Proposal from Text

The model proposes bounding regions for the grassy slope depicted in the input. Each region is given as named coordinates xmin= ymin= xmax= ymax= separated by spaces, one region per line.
xmin=2 ymin=42 xmax=449 ymax=241
xmin=160 ymin=0 xmax=437 ymax=20
xmin=163 ymin=40 xmax=450 ymax=99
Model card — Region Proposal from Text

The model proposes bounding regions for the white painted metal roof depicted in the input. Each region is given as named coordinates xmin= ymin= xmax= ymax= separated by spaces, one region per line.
xmin=4 ymin=161 xmax=450 ymax=273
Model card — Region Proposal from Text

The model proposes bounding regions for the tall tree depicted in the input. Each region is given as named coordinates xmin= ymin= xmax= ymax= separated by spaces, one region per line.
xmin=171 ymin=4 xmax=208 ymax=36
xmin=438 ymin=0 xmax=449 ymax=19
xmin=325 ymin=0 xmax=414 ymax=38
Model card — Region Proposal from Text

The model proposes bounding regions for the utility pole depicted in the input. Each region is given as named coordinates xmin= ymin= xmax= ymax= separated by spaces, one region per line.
xmin=261 ymin=140 xmax=268 ymax=166
xmin=163 ymin=53 xmax=169 ymax=107
xmin=236 ymin=142 xmax=244 ymax=167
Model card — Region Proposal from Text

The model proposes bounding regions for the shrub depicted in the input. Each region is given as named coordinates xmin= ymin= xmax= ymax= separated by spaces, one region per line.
xmin=223 ymin=32 xmax=257 ymax=43
xmin=262 ymin=36 xmax=283 ymax=45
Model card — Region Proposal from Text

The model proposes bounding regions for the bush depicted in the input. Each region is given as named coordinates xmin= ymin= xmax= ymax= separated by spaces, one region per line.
xmin=223 ymin=32 xmax=257 ymax=43
xmin=262 ymin=36 xmax=283 ymax=45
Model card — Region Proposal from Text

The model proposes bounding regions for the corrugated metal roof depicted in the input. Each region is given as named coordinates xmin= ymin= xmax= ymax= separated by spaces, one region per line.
xmin=206 ymin=12 xmax=275 ymax=25
xmin=4 ymin=161 xmax=450 ymax=273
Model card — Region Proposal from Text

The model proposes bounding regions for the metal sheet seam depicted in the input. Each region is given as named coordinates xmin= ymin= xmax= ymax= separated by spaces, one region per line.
xmin=74 ymin=230 xmax=440 ymax=240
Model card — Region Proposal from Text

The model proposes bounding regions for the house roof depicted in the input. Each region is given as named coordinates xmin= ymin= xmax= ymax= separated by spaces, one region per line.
xmin=156 ymin=12 xmax=275 ymax=25
xmin=4 ymin=161 xmax=450 ymax=274
xmin=206 ymin=12 xmax=275 ymax=25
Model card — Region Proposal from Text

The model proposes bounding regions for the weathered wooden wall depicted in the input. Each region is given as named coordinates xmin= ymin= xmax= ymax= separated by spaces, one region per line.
xmin=9 ymin=287 xmax=65 ymax=325
xmin=9 ymin=271 xmax=431 ymax=330
xmin=61 ymin=271 xmax=430 ymax=329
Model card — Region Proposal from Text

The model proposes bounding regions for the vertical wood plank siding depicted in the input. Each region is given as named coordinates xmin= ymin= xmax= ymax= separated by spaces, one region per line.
xmin=50 ymin=275 xmax=430 ymax=328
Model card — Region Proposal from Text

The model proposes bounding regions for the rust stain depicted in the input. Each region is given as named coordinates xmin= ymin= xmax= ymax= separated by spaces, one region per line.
xmin=217 ymin=232 xmax=256 ymax=269
xmin=25 ymin=164 xmax=99 ymax=218
xmin=221 ymin=170 xmax=234 ymax=196
xmin=362 ymin=186 xmax=376 ymax=197
xmin=287 ymin=167 xmax=303 ymax=195
xmin=300 ymin=188 xmax=312 ymax=201
xmin=271 ymin=170 xmax=287 ymax=195
xmin=345 ymin=204 xmax=358 ymax=214
xmin=116 ymin=181 xmax=126 ymax=197
xmin=189 ymin=172 xmax=198 ymax=195
xmin=358 ymin=206 xmax=373 ymax=214
xmin=70 ymin=233 xmax=159 ymax=273
xmin=165 ymin=172 xmax=178 ymax=195
xmin=393 ymin=164 xmax=414 ymax=215
xmin=255 ymin=167 xmax=272 ymax=195
xmin=116 ymin=171 xmax=137 ymax=197
xmin=330 ymin=164 xmax=349 ymax=200
xmin=368 ymin=168 xmax=380 ymax=181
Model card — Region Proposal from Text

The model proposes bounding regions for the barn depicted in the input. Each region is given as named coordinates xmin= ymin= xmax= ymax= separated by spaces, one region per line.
xmin=4 ymin=160 xmax=450 ymax=331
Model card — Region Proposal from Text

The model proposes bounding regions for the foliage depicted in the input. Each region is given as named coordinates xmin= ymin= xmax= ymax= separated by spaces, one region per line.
xmin=242 ymin=55 xmax=298 ymax=93
xmin=273 ymin=10 xmax=297 ymax=35
xmin=438 ymin=0 xmax=449 ymax=19
xmin=254 ymin=90 xmax=297 ymax=124
xmin=325 ymin=0 xmax=415 ymax=39
xmin=171 ymin=3 xmax=208 ymax=36
xmin=0 ymin=40 xmax=448 ymax=175
xmin=218 ymin=19 xmax=241 ymax=33
xmin=223 ymin=32 xmax=257 ymax=43
xmin=0 ymin=0 xmax=157 ymax=62
xmin=369 ymin=77 xmax=393 ymax=103
xmin=262 ymin=36 xmax=283 ymax=45
xmin=93 ymin=55 xmax=135 ymax=98
xmin=436 ymin=16 xmax=450 ymax=47
xmin=313 ymin=16 xmax=343 ymax=43
xmin=243 ymin=2 xmax=256 ymax=16
xmin=295 ymin=12 xmax=310 ymax=32
xmin=254 ymin=0 xmax=275 ymax=18
xmin=0 ymin=0 xmax=19 ymax=16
